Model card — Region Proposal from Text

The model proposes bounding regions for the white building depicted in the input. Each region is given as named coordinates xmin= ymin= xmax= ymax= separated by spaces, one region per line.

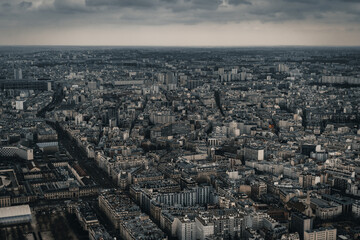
xmin=0 ymin=205 xmax=32 ymax=226
xmin=75 ymin=114 xmax=83 ymax=125
xmin=15 ymin=100 xmax=24 ymax=110
xmin=321 ymin=76 xmax=360 ymax=85
xmin=195 ymin=215 xmax=214 ymax=240
xmin=0 ymin=146 xmax=33 ymax=160
xmin=310 ymin=198 xmax=342 ymax=220
xmin=304 ymin=227 xmax=337 ymax=240
xmin=14 ymin=68 xmax=22 ymax=80
xmin=244 ymin=146 xmax=265 ymax=161
xmin=352 ymin=200 xmax=360 ymax=218
xmin=174 ymin=216 xmax=197 ymax=240
xmin=244 ymin=212 xmax=269 ymax=230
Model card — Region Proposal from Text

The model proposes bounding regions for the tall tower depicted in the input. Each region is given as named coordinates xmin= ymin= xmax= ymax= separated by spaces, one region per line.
xmin=14 ymin=68 xmax=22 ymax=80
xmin=165 ymin=72 xmax=174 ymax=84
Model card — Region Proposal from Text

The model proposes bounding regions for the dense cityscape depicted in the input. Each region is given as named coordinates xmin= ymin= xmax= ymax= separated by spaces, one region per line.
xmin=0 ymin=46 xmax=359 ymax=240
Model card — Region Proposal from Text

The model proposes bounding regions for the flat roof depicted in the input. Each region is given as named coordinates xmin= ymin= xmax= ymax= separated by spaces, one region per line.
xmin=0 ymin=205 xmax=31 ymax=218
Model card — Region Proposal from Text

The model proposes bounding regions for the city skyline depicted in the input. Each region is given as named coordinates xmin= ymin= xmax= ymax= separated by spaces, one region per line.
xmin=1 ymin=1 xmax=360 ymax=239
xmin=0 ymin=0 xmax=359 ymax=46
xmin=1 ymin=39 xmax=360 ymax=240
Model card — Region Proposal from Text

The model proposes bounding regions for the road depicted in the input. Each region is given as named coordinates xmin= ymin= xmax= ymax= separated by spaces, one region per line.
xmin=47 ymin=121 xmax=117 ymax=189
xmin=36 ymin=84 xmax=64 ymax=118
xmin=36 ymin=83 xmax=116 ymax=189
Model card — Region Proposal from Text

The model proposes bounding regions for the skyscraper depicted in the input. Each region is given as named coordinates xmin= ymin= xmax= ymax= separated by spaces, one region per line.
xmin=14 ymin=68 xmax=22 ymax=80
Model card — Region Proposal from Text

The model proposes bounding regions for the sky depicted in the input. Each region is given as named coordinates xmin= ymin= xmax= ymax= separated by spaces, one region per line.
xmin=0 ymin=0 xmax=359 ymax=46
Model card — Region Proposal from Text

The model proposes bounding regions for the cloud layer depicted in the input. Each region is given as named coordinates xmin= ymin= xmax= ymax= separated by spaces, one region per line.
xmin=0 ymin=0 xmax=359 ymax=45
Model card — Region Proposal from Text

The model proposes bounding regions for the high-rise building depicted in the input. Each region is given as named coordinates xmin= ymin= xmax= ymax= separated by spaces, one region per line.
xmin=88 ymin=81 xmax=97 ymax=90
xmin=187 ymin=79 xmax=204 ymax=90
xmin=14 ymin=68 xmax=22 ymax=80
xmin=240 ymin=72 xmax=247 ymax=81
xmin=278 ymin=64 xmax=289 ymax=73
xmin=218 ymin=68 xmax=225 ymax=75
xmin=166 ymin=72 xmax=175 ymax=84
xmin=15 ymin=100 xmax=24 ymax=110
xmin=291 ymin=212 xmax=313 ymax=240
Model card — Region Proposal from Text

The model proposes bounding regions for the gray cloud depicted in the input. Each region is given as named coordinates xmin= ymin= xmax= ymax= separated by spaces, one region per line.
xmin=69 ymin=0 xmax=360 ymax=24
xmin=84 ymin=0 xmax=251 ymax=12
xmin=0 ymin=0 xmax=359 ymax=30
xmin=2 ymin=3 xmax=11 ymax=8
xmin=0 ymin=0 xmax=358 ymax=46
xmin=18 ymin=1 xmax=32 ymax=10
xmin=228 ymin=0 xmax=252 ymax=5
xmin=85 ymin=0 xmax=157 ymax=9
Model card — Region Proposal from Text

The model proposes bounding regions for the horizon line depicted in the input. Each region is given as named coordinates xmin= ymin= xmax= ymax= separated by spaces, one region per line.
xmin=1 ymin=44 xmax=360 ymax=48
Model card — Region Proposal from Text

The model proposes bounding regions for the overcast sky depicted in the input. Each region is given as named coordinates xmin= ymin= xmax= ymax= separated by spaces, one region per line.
xmin=0 ymin=0 xmax=359 ymax=46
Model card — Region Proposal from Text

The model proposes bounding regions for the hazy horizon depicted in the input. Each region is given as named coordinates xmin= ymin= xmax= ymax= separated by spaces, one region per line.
xmin=1 ymin=45 xmax=360 ymax=48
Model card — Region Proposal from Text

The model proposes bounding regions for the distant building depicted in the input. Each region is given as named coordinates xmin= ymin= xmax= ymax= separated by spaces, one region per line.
xmin=310 ymin=198 xmax=342 ymax=220
xmin=114 ymin=80 xmax=144 ymax=86
xmin=166 ymin=72 xmax=175 ymax=84
xmin=187 ymin=79 xmax=204 ymax=90
xmin=88 ymin=224 xmax=113 ymax=240
xmin=352 ymin=200 xmax=360 ymax=218
xmin=174 ymin=215 xmax=197 ymax=240
xmin=244 ymin=145 xmax=266 ymax=161
xmin=320 ymin=76 xmax=360 ymax=85
xmin=304 ymin=227 xmax=337 ymax=240
xmin=0 ymin=145 xmax=33 ymax=160
xmin=119 ymin=214 xmax=166 ymax=240
xmin=251 ymin=181 xmax=267 ymax=199
xmin=14 ymin=69 xmax=22 ymax=80
xmin=15 ymin=100 xmax=24 ymax=110
xmin=150 ymin=111 xmax=175 ymax=124
xmin=281 ymin=233 xmax=300 ymax=240
xmin=278 ymin=64 xmax=289 ymax=73
xmin=0 ymin=79 xmax=52 ymax=91
xmin=321 ymin=194 xmax=353 ymax=215
xmin=98 ymin=190 xmax=141 ymax=229
xmin=75 ymin=203 xmax=99 ymax=231
xmin=37 ymin=128 xmax=58 ymax=142
xmin=0 ymin=205 xmax=32 ymax=226
xmin=87 ymin=81 xmax=97 ymax=90
xmin=291 ymin=212 xmax=313 ymax=240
